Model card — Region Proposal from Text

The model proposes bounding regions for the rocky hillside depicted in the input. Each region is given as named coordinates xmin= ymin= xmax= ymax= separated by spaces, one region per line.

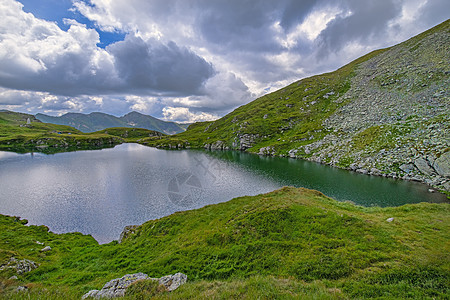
xmin=144 ymin=20 xmax=450 ymax=193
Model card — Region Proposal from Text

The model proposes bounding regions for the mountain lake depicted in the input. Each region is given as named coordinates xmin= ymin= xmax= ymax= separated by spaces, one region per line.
xmin=0 ymin=143 xmax=447 ymax=243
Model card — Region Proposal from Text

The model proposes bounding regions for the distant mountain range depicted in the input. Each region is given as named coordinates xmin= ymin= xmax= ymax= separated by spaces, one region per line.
xmin=35 ymin=111 xmax=187 ymax=135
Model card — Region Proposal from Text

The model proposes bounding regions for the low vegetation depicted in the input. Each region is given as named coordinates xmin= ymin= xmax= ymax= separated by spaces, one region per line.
xmin=0 ymin=111 xmax=164 ymax=153
xmin=1 ymin=187 xmax=448 ymax=299
xmin=141 ymin=20 xmax=450 ymax=193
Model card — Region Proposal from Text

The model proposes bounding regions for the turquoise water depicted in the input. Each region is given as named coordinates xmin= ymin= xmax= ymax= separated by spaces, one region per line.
xmin=0 ymin=143 xmax=446 ymax=243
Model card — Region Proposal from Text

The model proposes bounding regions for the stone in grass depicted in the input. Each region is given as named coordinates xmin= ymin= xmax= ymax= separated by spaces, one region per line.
xmin=0 ymin=257 xmax=39 ymax=274
xmin=82 ymin=272 xmax=187 ymax=299
xmin=40 ymin=246 xmax=51 ymax=252
xmin=15 ymin=286 xmax=28 ymax=292
xmin=386 ymin=217 xmax=394 ymax=222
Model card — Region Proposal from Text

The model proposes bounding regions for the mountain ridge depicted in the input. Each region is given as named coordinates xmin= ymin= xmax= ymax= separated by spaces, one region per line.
xmin=35 ymin=111 xmax=186 ymax=135
xmin=143 ymin=19 xmax=450 ymax=193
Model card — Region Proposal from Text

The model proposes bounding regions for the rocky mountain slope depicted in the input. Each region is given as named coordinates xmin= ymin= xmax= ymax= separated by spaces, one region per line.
xmin=36 ymin=111 xmax=186 ymax=135
xmin=144 ymin=20 xmax=450 ymax=193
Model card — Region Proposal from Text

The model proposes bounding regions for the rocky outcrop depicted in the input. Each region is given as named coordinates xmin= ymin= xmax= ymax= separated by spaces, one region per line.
xmin=204 ymin=140 xmax=229 ymax=150
xmin=433 ymin=152 xmax=450 ymax=178
xmin=233 ymin=134 xmax=260 ymax=150
xmin=158 ymin=273 xmax=188 ymax=291
xmin=82 ymin=272 xmax=187 ymax=299
xmin=259 ymin=146 xmax=275 ymax=155
xmin=118 ymin=225 xmax=138 ymax=243
xmin=414 ymin=158 xmax=436 ymax=176
xmin=0 ymin=257 xmax=39 ymax=274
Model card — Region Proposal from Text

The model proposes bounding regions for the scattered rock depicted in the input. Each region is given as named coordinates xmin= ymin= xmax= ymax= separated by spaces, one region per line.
xmin=235 ymin=134 xmax=259 ymax=150
xmin=288 ymin=149 xmax=297 ymax=158
xmin=15 ymin=286 xmax=28 ymax=293
xmin=414 ymin=158 xmax=435 ymax=175
xmin=370 ymin=168 xmax=381 ymax=176
xmin=399 ymin=164 xmax=415 ymax=174
xmin=35 ymin=241 xmax=44 ymax=245
xmin=356 ymin=168 xmax=368 ymax=175
xmin=428 ymin=189 xmax=435 ymax=193
xmin=258 ymin=146 xmax=275 ymax=156
xmin=82 ymin=273 xmax=149 ymax=299
xmin=119 ymin=225 xmax=138 ymax=243
xmin=40 ymin=246 xmax=51 ymax=252
xmin=0 ymin=257 xmax=39 ymax=274
xmin=433 ymin=152 xmax=450 ymax=178
xmin=9 ymin=275 xmax=18 ymax=280
xmin=386 ymin=217 xmax=394 ymax=222
xmin=82 ymin=272 xmax=187 ymax=299
xmin=158 ymin=273 xmax=187 ymax=291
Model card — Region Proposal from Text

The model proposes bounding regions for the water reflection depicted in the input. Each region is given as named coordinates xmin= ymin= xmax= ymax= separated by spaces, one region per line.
xmin=0 ymin=144 xmax=447 ymax=243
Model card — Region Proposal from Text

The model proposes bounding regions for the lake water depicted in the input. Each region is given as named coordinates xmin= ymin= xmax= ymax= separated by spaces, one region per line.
xmin=0 ymin=143 xmax=447 ymax=243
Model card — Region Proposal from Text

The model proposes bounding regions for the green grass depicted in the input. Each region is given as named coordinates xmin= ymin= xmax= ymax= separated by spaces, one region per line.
xmin=140 ymin=20 xmax=449 ymax=184
xmin=1 ymin=187 xmax=448 ymax=299
xmin=140 ymin=46 xmax=387 ymax=153
xmin=0 ymin=111 xmax=166 ymax=153
xmin=92 ymin=127 xmax=165 ymax=142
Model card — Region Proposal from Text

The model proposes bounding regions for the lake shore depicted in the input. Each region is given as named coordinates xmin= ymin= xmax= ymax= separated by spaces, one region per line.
xmin=1 ymin=186 xmax=448 ymax=299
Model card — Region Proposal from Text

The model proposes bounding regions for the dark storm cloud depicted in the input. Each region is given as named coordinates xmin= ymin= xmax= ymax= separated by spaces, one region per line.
xmin=0 ymin=34 xmax=214 ymax=97
xmin=0 ymin=1 xmax=215 ymax=98
xmin=2 ymin=0 xmax=450 ymax=122
xmin=315 ymin=0 xmax=402 ymax=58
xmin=197 ymin=0 xmax=321 ymax=53
xmin=279 ymin=0 xmax=318 ymax=31
xmin=198 ymin=0 xmax=282 ymax=53
xmin=108 ymin=35 xmax=215 ymax=95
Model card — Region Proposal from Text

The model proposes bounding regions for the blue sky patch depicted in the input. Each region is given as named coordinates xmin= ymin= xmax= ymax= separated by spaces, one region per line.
xmin=19 ymin=0 xmax=125 ymax=48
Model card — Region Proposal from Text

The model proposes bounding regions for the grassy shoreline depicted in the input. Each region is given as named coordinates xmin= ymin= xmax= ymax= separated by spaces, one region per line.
xmin=1 ymin=187 xmax=449 ymax=299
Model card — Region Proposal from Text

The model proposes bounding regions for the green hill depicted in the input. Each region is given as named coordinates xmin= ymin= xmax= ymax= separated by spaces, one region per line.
xmin=93 ymin=127 xmax=165 ymax=142
xmin=143 ymin=20 xmax=450 ymax=193
xmin=0 ymin=187 xmax=448 ymax=299
xmin=36 ymin=111 xmax=186 ymax=135
xmin=0 ymin=111 xmax=162 ymax=153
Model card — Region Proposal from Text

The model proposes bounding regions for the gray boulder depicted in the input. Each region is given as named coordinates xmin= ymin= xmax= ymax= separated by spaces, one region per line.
xmin=40 ymin=246 xmax=51 ymax=252
xmin=399 ymin=163 xmax=415 ymax=173
xmin=82 ymin=273 xmax=149 ymax=299
xmin=158 ymin=273 xmax=187 ymax=292
xmin=434 ymin=152 xmax=450 ymax=178
xmin=82 ymin=272 xmax=187 ymax=299
xmin=414 ymin=158 xmax=435 ymax=175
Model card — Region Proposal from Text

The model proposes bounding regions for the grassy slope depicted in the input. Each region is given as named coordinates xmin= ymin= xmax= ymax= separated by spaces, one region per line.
xmin=1 ymin=187 xmax=448 ymax=299
xmin=91 ymin=127 xmax=165 ymax=142
xmin=141 ymin=48 xmax=383 ymax=150
xmin=0 ymin=111 xmax=166 ymax=153
xmin=142 ymin=20 xmax=449 ymax=192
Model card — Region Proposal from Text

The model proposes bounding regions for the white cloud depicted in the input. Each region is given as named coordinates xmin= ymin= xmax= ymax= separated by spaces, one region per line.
xmin=162 ymin=106 xmax=218 ymax=123
xmin=0 ymin=0 xmax=448 ymax=120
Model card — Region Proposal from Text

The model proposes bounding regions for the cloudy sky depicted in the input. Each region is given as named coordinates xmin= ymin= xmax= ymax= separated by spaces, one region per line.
xmin=0 ymin=0 xmax=448 ymax=122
